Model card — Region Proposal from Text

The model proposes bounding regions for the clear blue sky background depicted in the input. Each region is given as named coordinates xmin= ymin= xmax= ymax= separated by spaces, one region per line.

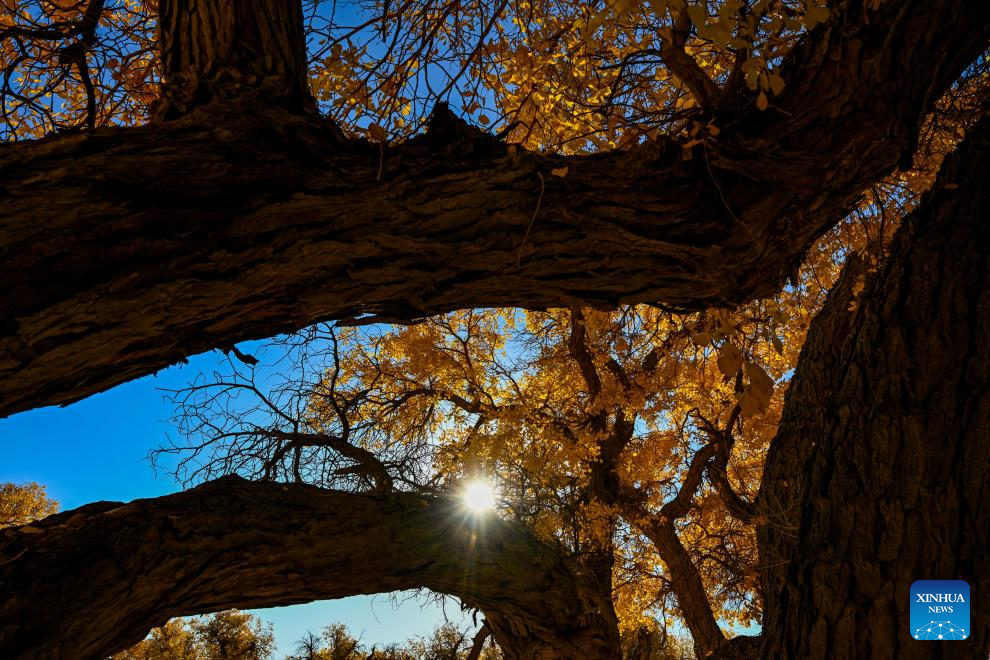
xmin=0 ymin=346 xmax=466 ymax=657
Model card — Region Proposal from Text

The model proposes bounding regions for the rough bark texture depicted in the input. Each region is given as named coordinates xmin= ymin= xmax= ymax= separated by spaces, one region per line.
xmin=156 ymin=0 xmax=313 ymax=118
xmin=0 ymin=477 xmax=616 ymax=659
xmin=1 ymin=0 xmax=989 ymax=417
xmin=756 ymin=109 xmax=990 ymax=658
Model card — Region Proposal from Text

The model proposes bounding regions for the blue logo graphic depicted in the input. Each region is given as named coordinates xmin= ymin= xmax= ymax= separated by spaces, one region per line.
xmin=911 ymin=580 xmax=970 ymax=640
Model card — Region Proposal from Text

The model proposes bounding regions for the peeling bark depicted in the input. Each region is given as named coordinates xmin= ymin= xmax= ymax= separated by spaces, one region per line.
xmin=756 ymin=109 xmax=990 ymax=658
xmin=0 ymin=477 xmax=616 ymax=659
xmin=1 ymin=0 xmax=989 ymax=417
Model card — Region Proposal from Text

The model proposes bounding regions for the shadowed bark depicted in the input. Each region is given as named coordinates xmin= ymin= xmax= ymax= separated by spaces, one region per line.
xmin=756 ymin=108 xmax=990 ymax=658
xmin=2 ymin=0 xmax=989 ymax=417
xmin=0 ymin=476 xmax=617 ymax=659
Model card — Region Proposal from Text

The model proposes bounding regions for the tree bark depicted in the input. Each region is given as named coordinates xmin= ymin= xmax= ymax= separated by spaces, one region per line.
xmin=755 ymin=109 xmax=990 ymax=658
xmin=0 ymin=476 xmax=617 ymax=659
xmin=1 ymin=0 xmax=989 ymax=418
xmin=156 ymin=0 xmax=313 ymax=118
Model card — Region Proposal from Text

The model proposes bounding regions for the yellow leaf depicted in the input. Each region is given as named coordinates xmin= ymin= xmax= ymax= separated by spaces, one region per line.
xmin=737 ymin=389 xmax=761 ymax=417
xmin=550 ymin=167 xmax=569 ymax=178
xmin=744 ymin=362 xmax=775 ymax=411
xmin=756 ymin=91 xmax=769 ymax=111
xmin=717 ymin=342 xmax=743 ymax=377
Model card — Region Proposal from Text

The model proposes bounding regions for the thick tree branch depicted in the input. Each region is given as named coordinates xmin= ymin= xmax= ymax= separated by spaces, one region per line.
xmin=696 ymin=406 xmax=756 ymax=524
xmin=660 ymin=438 xmax=716 ymax=522
xmin=1 ymin=0 xmax=989 ymax=418
xmin=465 ymin=624 xmax=492 ymax=660
xmin=0 ymin=476 xmax=615 ymax=659
xmin=645 ymin=519 xmax=727 ymax=658
xmin=568 ymin=308 xmax=604 ymax=401
xmin=707 ymin=463 xmax=756 ymax=524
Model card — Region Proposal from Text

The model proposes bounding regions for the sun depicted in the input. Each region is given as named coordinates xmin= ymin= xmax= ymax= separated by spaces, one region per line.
xmin=462 ymin=480 xmax=497 ymax=514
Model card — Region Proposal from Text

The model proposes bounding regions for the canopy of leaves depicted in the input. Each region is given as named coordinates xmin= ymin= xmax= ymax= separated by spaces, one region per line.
xmin=113 ymin=610 xmax=275 ymax=660
xmin=7 ymin=0 xmax=980 ymax=149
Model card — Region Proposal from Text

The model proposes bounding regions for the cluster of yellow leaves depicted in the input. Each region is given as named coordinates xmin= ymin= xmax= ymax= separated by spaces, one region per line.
xmin=113 ymin=610 xmax=274 ymax=660
xmin=4 ymin=0 xmax=985 ymax=167
xmin=0 ymin=480 xmax=58 ymax=528
xmin=0 ymin=0 xmax=157 ymax=139
xmin=303 ymin=0 xmax=833 ymax=148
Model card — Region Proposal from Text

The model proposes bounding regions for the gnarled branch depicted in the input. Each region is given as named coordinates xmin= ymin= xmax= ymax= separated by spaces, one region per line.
xmin=0 ymin=476 xmax=615 ymax=659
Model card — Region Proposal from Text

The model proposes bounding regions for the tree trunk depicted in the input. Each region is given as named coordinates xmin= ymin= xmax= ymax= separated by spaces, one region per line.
xmin=755 ymin=109 xmax=990 ymax=658
xmin=1 ymin=0 xmax=988 ymax=418
xmin=156 ymin=0 xmax=313 ymax=118
xmin=0 ymin=476 xmax=618 ymax=659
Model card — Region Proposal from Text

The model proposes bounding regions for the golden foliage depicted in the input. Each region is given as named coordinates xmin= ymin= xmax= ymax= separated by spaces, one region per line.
xmin=113 ymin=610 xmax=275 ymax=660
xmin=0 ymin=481 xmax=58 ymax=528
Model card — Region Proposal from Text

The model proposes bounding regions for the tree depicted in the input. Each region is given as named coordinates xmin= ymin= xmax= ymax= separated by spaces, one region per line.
xmin=1 ymin=0 xmax=989 ymax=658
xmin=112 ymin=610 xmax=273 ymax=660
xmin=111 ymin=619 xmax=199 ymax=660
xmin=404 ymin=622 xmax=500 ymax=660
xmin=0 ymin=482 xmax=58 ymax=528
xmin=289 ymin=623 xmax=362 ymax=660
xmin=289 ymin=621 xmax=501 ymax=660
xmin=161 ymin=303 xmax=778 ymax=656
xmin=191 ymin=610 xmax=275 ymax=660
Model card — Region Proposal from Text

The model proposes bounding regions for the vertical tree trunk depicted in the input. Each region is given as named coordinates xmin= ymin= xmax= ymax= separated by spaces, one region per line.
xmin=156 ymin=0 xmax=313 ymax=118
xmin=756 ymin=111 xmax=990 ymax=658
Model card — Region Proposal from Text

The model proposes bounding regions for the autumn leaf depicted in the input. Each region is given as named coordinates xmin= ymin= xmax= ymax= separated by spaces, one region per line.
xmin=717 ymin=342 xmax=743 ymax=377
xmin=367 ymin=123 xmax=387 ymax=143
xmin=741 ymin=361 xmax=775 ymax=414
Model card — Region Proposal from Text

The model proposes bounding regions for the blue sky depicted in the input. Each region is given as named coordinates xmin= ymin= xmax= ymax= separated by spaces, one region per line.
xmin=0 ymin=346 xmax=466 ymax=656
